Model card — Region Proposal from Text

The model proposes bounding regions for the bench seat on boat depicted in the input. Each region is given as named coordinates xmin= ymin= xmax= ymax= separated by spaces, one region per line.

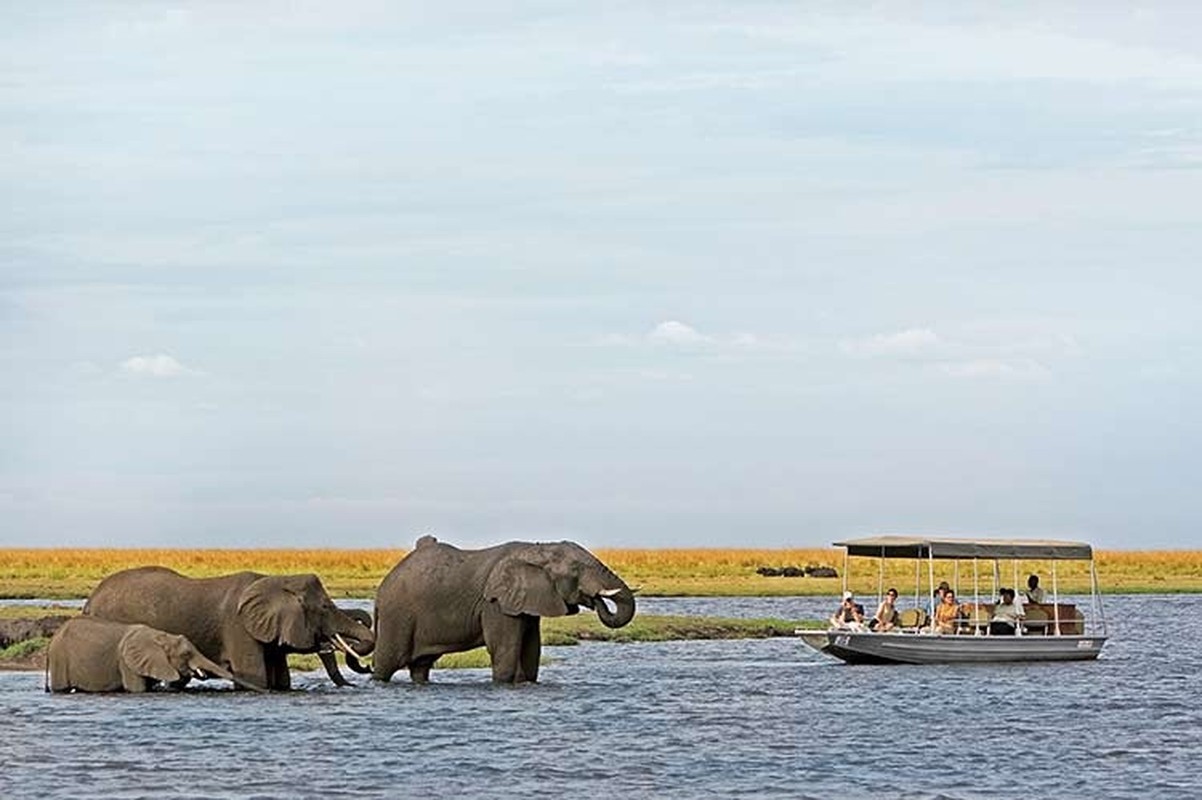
xmin=896 ymin=608 xmax=928 ymax=630
xmin=1023 ymin=604 xmax=1084 ymax=635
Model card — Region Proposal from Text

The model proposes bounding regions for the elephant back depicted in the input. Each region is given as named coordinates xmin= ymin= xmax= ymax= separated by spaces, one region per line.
xmin=84 ymin=567 xmax=258 ymax=659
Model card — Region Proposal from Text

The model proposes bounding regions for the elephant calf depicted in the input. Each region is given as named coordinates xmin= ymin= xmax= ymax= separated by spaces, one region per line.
xmin=47 ymin=617 xmax=248 ymax=693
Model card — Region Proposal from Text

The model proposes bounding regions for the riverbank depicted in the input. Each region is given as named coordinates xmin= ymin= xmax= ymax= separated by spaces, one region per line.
xmin=3 ymin=547 xmax=1200 ymax=598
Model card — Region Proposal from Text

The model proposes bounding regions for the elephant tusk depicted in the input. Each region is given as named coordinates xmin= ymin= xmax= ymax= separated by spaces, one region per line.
xmin=333 ymin=633 xmax=360 ymax=655
xmin=598 ymin=588 xmax=623 ymax=597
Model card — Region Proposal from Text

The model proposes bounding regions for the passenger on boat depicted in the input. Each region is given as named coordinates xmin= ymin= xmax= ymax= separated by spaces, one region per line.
xmin=871 ymin=588 xmax=900 ymax=632
xmin=989 ymin=588 xmax=1024 ymax=636
xmin=1025 ymin=574 xmax=1047 ymax=604
xmin=933 ymin=589 xmax=960 ymax=634
xmin=831 ymin=591 xmax=866 ymax=630
xmin=932 ymin=580 xmax=951 ymax=604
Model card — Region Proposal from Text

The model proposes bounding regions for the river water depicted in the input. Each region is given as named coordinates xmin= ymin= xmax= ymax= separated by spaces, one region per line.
xmin=2 ymin=594 xmax=1198 ymax=799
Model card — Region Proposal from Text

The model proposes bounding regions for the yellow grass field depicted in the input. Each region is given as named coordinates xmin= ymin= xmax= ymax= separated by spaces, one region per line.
xmin=1 ymin=547 xmax=1200 ymax=599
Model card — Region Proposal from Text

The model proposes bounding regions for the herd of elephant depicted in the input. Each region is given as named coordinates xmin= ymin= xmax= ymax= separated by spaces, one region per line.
xmin=47 ymin=536 xmax=637 ymax=693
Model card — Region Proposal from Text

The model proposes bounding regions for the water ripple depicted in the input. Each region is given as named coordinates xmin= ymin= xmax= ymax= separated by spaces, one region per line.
xmin=2 ymin=595 xmax=1199 ymax=799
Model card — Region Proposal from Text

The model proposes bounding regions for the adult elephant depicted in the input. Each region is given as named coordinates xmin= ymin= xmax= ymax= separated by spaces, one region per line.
xmin=356 ymin=536 xmax=635 ymax=684
xmin=83 ymin=567 xmax=375 ymax=691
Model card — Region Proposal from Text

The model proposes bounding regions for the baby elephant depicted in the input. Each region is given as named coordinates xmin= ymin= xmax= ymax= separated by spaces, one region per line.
xmin=47 ymin=617 xmax=253 ymax=693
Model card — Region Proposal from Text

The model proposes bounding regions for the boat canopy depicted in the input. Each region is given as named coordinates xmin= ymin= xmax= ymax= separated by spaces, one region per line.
xmin=832 ymin=535 xmax=1094 ymax=561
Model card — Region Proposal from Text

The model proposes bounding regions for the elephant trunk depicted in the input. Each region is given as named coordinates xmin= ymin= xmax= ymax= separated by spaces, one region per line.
xmin=192 ymin=653 xmax=234 ymax=681
xmin=327 ymin=607 xmax=374 ymax=677
xmin=193 ymin=654 xmax=267 ymax=692
xmin=330 ymin=608 xmax=375 ymax=657
xmin=594 ymin=586 xmax=636 ymax=629
xmin=318 ymin=651 xmax=352 ymax=687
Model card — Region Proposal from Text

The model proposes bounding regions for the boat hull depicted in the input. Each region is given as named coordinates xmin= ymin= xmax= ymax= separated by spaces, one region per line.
xmin=802 ymin=630 xmax=1106 ymax=664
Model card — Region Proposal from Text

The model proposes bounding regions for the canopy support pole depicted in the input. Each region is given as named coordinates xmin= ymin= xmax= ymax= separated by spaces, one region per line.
xmin=1051 ymin=561 xmax=1061 ymax=635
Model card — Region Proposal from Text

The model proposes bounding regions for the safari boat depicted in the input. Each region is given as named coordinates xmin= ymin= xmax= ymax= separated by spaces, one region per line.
xmin=799 ymin=536 xmax=1108 ymax=664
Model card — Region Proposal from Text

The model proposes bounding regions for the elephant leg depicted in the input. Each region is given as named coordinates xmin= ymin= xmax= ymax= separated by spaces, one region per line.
xmin=408 ymin=656 xmax=436 ymax=684
xmin=263 ymin=648 xmax=291 ymax=691
xmin=518 ymin=617 xmax=541 ymax=683
xmin=483 ymin=605 xmax=523 ymax=684
xmin=371 ymin=617 xmax=412 ymax=683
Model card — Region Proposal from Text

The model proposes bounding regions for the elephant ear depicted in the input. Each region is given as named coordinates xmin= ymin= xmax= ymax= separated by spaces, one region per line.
xmin=118 ymin=628 xmax=181 ymax=685
xmin=485 ymin=558 xmax=570 ymax=617
xmin=237 ymin=577 xmax=313 ymax=648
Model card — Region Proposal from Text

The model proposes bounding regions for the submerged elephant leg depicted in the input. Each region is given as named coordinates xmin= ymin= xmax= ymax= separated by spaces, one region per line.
xmin=517 ymin=617 xmax=541 ymax=683
xmin=408 ymin=655 xmax=436 ymax=684
xmin=263 ymin=648 xmax=291 ymax=690
xmin=483 ymin=605 xmax=524 ymax=684
xmin=371 ymin=614 xmax=414 ymax=683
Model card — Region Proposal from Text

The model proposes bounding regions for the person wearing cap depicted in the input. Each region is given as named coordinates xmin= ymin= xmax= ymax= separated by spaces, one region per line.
xmin=830 ymin=591 xmax=866 ymax=630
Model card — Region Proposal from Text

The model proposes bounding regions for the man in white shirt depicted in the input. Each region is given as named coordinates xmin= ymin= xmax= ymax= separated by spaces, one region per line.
xmin=1026 ymin=574 xmax=1047 ymax=604
xmin=990 ymin=588 xmax=1024 ymax=635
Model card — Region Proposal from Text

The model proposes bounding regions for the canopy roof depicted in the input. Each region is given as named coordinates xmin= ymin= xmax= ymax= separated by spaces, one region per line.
xmin=832 ymin=535 xmax=1094 ymax=560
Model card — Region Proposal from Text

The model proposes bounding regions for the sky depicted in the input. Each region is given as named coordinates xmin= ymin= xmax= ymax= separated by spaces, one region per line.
xmin=2 ymin=2 xmax=1200 ymax=550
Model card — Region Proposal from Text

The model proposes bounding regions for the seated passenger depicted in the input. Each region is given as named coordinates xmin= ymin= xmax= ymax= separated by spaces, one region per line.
xmin=989 ymin=588 xmax=1024 ymax=635
xmin=1025 ymin=574 xmax=1047 ymax=604
xmin=933 ymin=589 xmax=960 ymax=634
xmin=830 ymin=591 xmax=866 ymax=630
xmin=872 ymin=588 xmax=900 ymax=632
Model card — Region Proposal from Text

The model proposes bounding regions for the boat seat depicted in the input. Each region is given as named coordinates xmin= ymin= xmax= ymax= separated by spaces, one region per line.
xmin=1063 ymin=608 xmax=1085 ymax=635
xmin=896 ymin=608 xmax=928 ymax=629
xmin=958 ymin=603 xmax=991 ymax=634
xmin=1023 ymin=605 xmax=1050 ymax=635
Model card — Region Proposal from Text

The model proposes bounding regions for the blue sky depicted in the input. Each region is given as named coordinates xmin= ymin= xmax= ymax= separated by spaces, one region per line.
xmin=3 ymin=3 xmax=1200 ymax=548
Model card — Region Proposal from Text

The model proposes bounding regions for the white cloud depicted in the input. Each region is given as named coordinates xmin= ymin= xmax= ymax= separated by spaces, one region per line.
xmin=731 ymin=332 xmax=762 ymax=348
xmin=595 ymin=333 xmax=637 ymax=347
xmin=638 ymin=369 xmax=694 ymax=382
xmin=937 ymin=358 xmax=1050 ymax=381
xmin=648 ymin=320 xmax=712 ymax=346
xmin=119 ymin=354 xmax=193 ymax=377
xmin=843 ymin=328 xmax=940 ymax=357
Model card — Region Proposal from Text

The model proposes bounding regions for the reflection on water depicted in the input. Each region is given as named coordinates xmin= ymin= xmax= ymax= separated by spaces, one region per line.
xmin=1 ymin=596 xmax=1199 ymax=799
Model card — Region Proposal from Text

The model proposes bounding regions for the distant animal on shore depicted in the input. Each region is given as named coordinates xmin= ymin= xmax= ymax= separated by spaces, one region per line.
xmin=47 ymin=616 xmax=250 ymax=693
xmin=755 ymin=565 xmax=838 ymax=578
xmin=83 ymin=568 xmax=375 ymax=691
xmin=356 ymin=536 xmax=636 ymax=685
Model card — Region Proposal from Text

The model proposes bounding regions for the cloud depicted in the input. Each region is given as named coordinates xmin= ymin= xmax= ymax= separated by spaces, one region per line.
xmin=842 ymin=325 xmax=1073 ymax=379
xmin=647 ymin=320 xmax=713 ymax=346
xmin=937 ymin=358 xmax=1050 ymax=380
xmin=596 ymin=323 xmax=806 ymax=356
xmin=843 ymin=328 xmax=940 ymax=357
xmin=119 ymin=354 xmax=193 ymax=377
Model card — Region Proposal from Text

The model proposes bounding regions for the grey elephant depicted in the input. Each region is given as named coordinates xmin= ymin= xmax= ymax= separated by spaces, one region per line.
xmin=83 ymin=567 xmax=375 ymax=691
xmin=47 ymin=616 xmax=260 ymax=693
xmin=357 ymin=536 xmax=635 ymax=684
